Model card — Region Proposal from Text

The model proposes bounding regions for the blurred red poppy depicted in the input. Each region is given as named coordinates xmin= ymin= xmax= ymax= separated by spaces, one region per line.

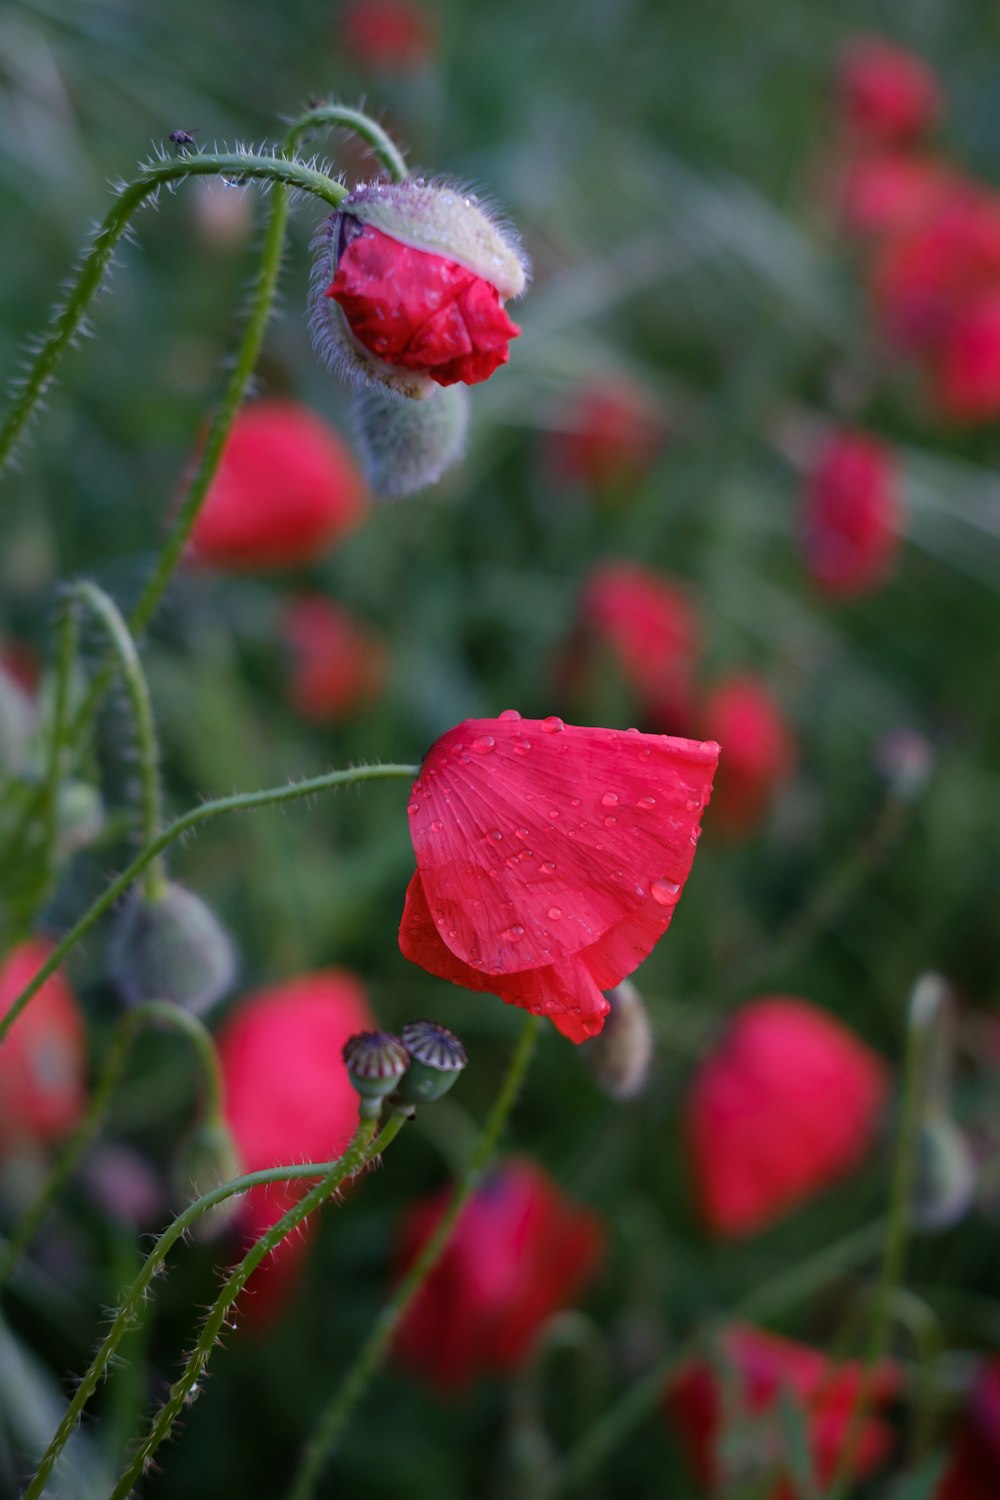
xmin=801 ymin=431 xmax=901 ymax=598
xmin=188 ymin=401 xmax=367 ymax=571
xmin=282 ymin=594 xmax=386 ymax=722
xmin=339 ymin=0 xmax=436 ymax=70
xmin=931 ymin=291 xmax=1000 ymax=423
xmin=548 ymin=378 xmax=666 ymax=491
xmin=666 ymin=1324 xmax=899 ymax=1497
xmin=938 ymin=1359 xmax=1000 ymax=1500
xmin=685 ymin=997 xmax=888 ymax=1237
xmin=701 ymin=676 xmax=794 ymax=836
xmin=0 ymin=941 xmax=87 ymax=1151
xmin=398 ymin=714 xmax=718 ymax=1043
xmin=830 ymin=151 xmax=957 ymax=241
xmin=837 ymin=38 xmax=941 ymax=145
xmin=575 ymin=563 xmax=700 ymax=731
xmin=217 ymin=971 xmax=373 ymax=1324
xmin=394 ymin=1156 xmax=604 ymax=1388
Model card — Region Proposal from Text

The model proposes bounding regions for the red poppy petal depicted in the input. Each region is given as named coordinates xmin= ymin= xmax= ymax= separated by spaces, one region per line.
xmin=407 ymin=718 xmax=717 ymax=977
xmin=399 ymin=873 xmax=610 ymax=1036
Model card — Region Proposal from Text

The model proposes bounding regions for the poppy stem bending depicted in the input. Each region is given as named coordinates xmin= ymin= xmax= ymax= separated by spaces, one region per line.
xmin=285 ymin=1013 xmax=541 ymax=1500
xmin=0 ymin=1000 xmax=223 ymax=1295
xmin=102 ymin=1110 xmax=409 ymax=1500
xmin=21 ymin=1114 xmax=407 ymax=1500
xmin=0 ymin=761 xmax=420 ymax=1046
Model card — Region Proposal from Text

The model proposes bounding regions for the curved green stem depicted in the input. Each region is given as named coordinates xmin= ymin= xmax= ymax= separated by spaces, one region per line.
xmin=0 ymin=150 xmax=343 ymax=475
xmin=281 ymin=102 xmax=408 ymax=179
xmin=38 ymin=596 xmax=79 ymax=876
xmin=0 ymin=1000 xmax=222 ymax=1294
xmin=22 ymin=1116 xmax=406 ymax=1500
xmin=69 ymin=582 xmax=164 ymax=894
xmin=0 ymin=761 xmax=418 ymax=1044
xmin=103 ymin=1110 xmax=409 ymax=1500
xmin=287 ymin=1014 xmax=540 ymax=1500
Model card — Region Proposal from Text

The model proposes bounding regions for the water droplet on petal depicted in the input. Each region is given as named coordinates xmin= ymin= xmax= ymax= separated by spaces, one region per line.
xmin=601 ymin=791 xmax=619 ymax=807
xmin=499 ymin=708 xmax=522 ymax=720
xmin=514 ymin=738 xmax=532 ymax=755
xmin=407 ymin=800 xmax=420 ymax=815
xmin=541 ymin=861 xmax=557 ymax=875
xmin=639 ymin=746 xmax=651 ymax=761
xmin=430 ymin=819 xmax=444 ymax=833
xmin=547 ymin=808 xmax=560 ymax=820
xmin=651 ymin=878 xmax=681 ymax=905
xmin=503 ymin=924 xmax=525 ymax=942
xmin=541 ymin=715 xmax=564 ymax=734
xmin=547 ymin=907 xmax=562 ymax=920
xmin=604 ymin=815 xmax=618 ymax=827
xmin=472 ymin=735 xmax=496 ymax=753
xmin=638 ymin=795 xmax=657 ymax=810
xmin=489 ymin=829 xmax=503 ymax=842
xmin=515 ymin=826 xmax=530 ymax=841
xmin=686 ymin=798 xmax=701 ymax=812
xmin=505 ymin=855 xmax=520 ymax=869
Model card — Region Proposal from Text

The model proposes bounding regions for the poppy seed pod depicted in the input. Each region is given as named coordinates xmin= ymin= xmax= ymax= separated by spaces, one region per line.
xmin=397 ymin=1019 xmax=468 ymax=1104
xmin=343 ymin=1030 xmax=410 ymax=1117
xmin=311 ymin=179 xmax=529 ymax=400
xmin=352 ymin=383 xmax=469 ymax=498
xmin=109 ymin=881 xmax=237 ymax=1016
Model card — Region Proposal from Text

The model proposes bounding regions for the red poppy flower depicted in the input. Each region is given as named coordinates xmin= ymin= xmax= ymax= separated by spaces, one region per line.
xmin=701 ymin=676 xmax=794 ymax=836
xmin=398 ymin=714 xmax=718 ymax=1043
xmin=340 ymin=0 xmax=436 ymax=70
xmin=829 ymin=151 xmax=957 ymax=241
xmin=666 ymin=1324 xmax=899 ymax=1497
xmin=188 ymin=401 xmax=367 ymax=571
xmin=281 ymin=594 xmax=387 ymax=723
xmin=931 ymin=291 xmax=1000 ymax=423
xmin=548 ymin=378 xmax=667 ymax=491
xmin=315 ymin=181 xmax=528 ymax=399
xmin=837 ymin=38 xmax=942 ymax=144
xmin=801 ymin=431 xmax=901 ymax=598
xmin=394 ymin=1157 xmax=604 ymax=1388
xmin=574 ymin=563 xmax=700 ymax=731
xmin=685 ymin=997 xmax=888 ymax=1237
xmin=217 ymin=972 xmax=373 ymax=1324
xmin=938 ymin=1359 xmax=1000 ymax=1500
xmin=0 ymin=941 xmax=87 ymax=1151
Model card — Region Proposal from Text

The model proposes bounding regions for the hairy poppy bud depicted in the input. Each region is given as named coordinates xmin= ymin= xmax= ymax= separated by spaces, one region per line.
xmin=343 ymin=1030 xmax=410 ymax=1117
xmin=397 ymin=1019 xmax=468 ymax=1103
xmin=56 ymin=780 xmax=104 ymax=856
xmin=352 ymin=383 xmax=469 ymax=498
xmin=583 ymin=980 xmax=653 ymax=1101
xmin=173 ymin=1116 xmax=244 ymax=1240
xmin=109 ymin=881 xmax=237 ymax=1016
xmin=312 ymin=179 xmax=529 ymax=399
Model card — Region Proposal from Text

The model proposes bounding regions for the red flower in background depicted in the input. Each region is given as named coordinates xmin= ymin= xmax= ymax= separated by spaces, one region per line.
xmin=395 ymin=1157 xmax=604 ymax=1388
xmin=340 ymin=0 xmax=436 ymax=71
xmin=282 ymin=595 xmax=386 ymax=723
xmin=701 ymin=676 xmax=794 ymax=836
xmin=548 ymin=378 xmax=667 ymax=491
xmin=801 ymin=431 xmax=901 ymax=597
xmin=217 ymin=972 xmax=373 ymax=1324
xmin=837 ymin=38 xmax=941 ymax=145
xmin=685 ymin=997 xmax=888 ymax=1238
xmin=931 ymin=291 xmax=1000 ymax=423
xmin=666 ymin=1324 xmax=899 ymax=1497
xmin=938 ymin=1359 xmax=1000 ymax=1500
xmin=399 ymin=714 xmax=718 ymax=1043
xmin=188 ymin=401 xmax=367 ymax=571
xmin=830 ymin=151 xmax=957 ymax=241
xmin=576 ymin=563 xmax=700 ymax=731
xmin=0 ymin=941 xmax=86 ymax=1151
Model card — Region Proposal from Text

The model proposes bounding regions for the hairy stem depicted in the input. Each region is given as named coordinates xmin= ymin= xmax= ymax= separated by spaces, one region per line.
xmin=104 ymin=1110 xmax=409 ymax=1500
xmin=0 ymin=1000 xmax=222 ymax=1294
xmin=287 ymin=1014 xmax=540 ymax=1500
xmin=281 ymin=102 xmax=408 ymax=179
xmin=0 ymin=761 xmax=418 ymax=1044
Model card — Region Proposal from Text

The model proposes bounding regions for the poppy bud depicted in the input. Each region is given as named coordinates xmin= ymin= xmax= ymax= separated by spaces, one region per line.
xmin=108 ymin=881 xmax=237 ymax=1016
xmin=912 ymin=1111 xmax=976 ymax=1232
xmin=312 ymin=179 xmax=529 ymax=399
xmin=352 ymin=383 xmax=469 ymax=498
xmin=173 ymin=1116 xmax=245 ymax=1240
xmin=583 ymin=979 xmax=653 ymax=1101
xmin=0 ymin=660 xmax=36 ymax=772
xmin=56 ymin=780 xmax=104 ymax=856
xmin=343 ymin=1030 xmax=410 ymax=1117
xmin=397 ymin=1019 xmax=468 ymax=1104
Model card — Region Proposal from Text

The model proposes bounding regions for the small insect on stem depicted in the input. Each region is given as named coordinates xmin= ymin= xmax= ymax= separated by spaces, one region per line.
xmin=169 ymin=129 xmax=198 ymax=155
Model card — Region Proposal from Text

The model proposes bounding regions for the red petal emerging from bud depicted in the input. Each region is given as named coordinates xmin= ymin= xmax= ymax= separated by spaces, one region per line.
xmin=399 ymin=717 xmax=718 ymax=1042
xmin=327 ymin=224 xmax=521 ymax=388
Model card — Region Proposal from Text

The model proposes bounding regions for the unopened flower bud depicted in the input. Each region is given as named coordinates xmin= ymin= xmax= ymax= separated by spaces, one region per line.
xmin=0 ymin=661 xmax=36 ymax=772
xmin=352 ymin=384 xmax=468 ymax=498
xmin=583 ymin=980 xmax=653 ymax=1100
xmin=343 ymin=1030 xmax=410 ymax=1116
xmin=173 ymin=1116 xmax=244 ymax=1240
xmin=56 ymin=780 xmax=104 ymax=856
xmin=311 ymin=179 xmax=529 ymax=400
xmin=912 ymin=1111 xmax=976 ymax=1231
xmin=397 ymin=1019 xmax=468 ymax=1103
xmin=109 ymin=881 xmax=237 ymax=1015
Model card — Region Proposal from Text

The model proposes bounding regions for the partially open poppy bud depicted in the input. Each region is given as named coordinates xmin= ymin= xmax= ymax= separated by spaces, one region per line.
xmin=109 ymin=881 xmax=237 ymax=1016
xmin=173 ymin=1116 xmax=244 ymax=1240
xmin=352 ymin=383 xmax=469 ymax=498
xmin=397 ymin=1020 xmax=468 ymax=1104
xmin=312 ymin=180 xmax=529 ymax=399
xmin=343 ymin=1030 xmax=410 ymax=1117
xmin=583 ymin=979 xmax=653 ymax=1101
